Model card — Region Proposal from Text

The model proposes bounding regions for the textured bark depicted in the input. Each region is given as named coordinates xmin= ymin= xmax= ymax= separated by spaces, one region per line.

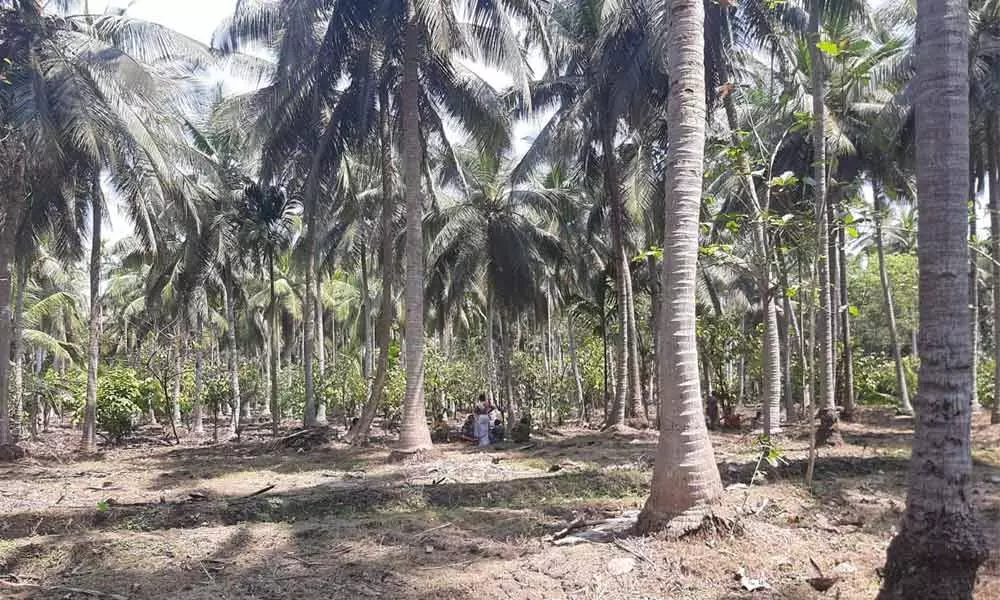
xmin=192 ymin=313 xmax=205 ymax=436
xmin=837 ymin=221 xmax=855 ymax=419
xmin=878 ymin=0 xmax=989 ymax=595
xmin=0 ymin=150 xmax=26 ymax=448
xmin=11 ymin=260 xmax=27 ymax=439
xmin=171 ymin=323 xmax=184 ymax=427
xmin=314 ymin=269 xmax=327 ymax=424
xmin=637 ymin=0 xmax=722 ymax=533
xmin=397 ymin=11 xmax=432 ymax=453
xmin=874 ymin=199 xmax=912 ymax=415
xmin=268 ymin=255 xmax=280 ymax=437
xmin=349 ymin=91 xmax=395 ymax=444
xmin=360 ymin=252 xmax=373 ymax=382
xmin=568 ymin=316 xmax=585 ymax=420
xmin=603 ymin=125 xmax=630 ymax=429
xmin=80 ymin=191 xmax=102 ymax=454
xmin=990 ymin=123 xmax=1000 ymax=425
xmin=224 ymin=277 xmax=242 ymax=436
xmin=302 ymin=235 xmax=318 ymax=426
xmin=624 ymin=266 xmax=646 ymax=426
xmin=809 ymin=2 xmax=839 ymax=446
xmin=968 ymin=170 xmax=981 ymax=413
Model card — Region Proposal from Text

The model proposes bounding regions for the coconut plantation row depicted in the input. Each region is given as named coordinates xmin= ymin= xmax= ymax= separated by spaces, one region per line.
xmin=0 ymin=1 xmax=996 ymax=599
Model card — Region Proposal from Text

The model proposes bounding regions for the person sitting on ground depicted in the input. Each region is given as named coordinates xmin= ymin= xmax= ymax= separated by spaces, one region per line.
xmin=460 ymin=414 xmax=477 ymax=443
xmin=490 ymin=418 xmax=505 ymax=443
xmin=431 ymin=413 xmax=450 ymax=443
xmin=476 ymin=407 xmax=491 ymax=447
xmin=511 ymin=414 xmax=531 ymax=443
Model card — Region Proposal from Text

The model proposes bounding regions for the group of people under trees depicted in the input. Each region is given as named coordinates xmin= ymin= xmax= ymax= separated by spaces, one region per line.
xmin=431 ymin=393 xmax=532 ymax=447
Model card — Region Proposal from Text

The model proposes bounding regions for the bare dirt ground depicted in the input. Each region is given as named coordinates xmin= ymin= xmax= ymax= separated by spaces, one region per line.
xmin=0 ymin=408 xmax=997 ymax=600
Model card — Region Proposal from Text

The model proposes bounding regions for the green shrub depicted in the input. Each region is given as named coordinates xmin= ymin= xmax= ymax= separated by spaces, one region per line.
xmin=96 ymin=368 xmax=143 ymax=443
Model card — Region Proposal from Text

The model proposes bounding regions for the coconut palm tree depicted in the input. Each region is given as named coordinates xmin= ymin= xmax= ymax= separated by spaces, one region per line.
xmin=637 ymin=0 xmax=723 ymax=534
xmin=877 ymin=0 xmax=989 ymax=595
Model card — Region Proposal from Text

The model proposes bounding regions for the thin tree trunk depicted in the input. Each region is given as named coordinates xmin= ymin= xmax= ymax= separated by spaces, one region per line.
xmin=11 ymin=259 xmax=27 ymax=439
xmin=192 ymin=312 xmax=205 ymax=436
xmin=360 ymin=251 xmax=373 ymax=382
xmin=602 ymin=124 xmax=630 ymax=430
xmin=990 ymin=120 xmax=1000 ymax=425
xmin=878 ymin=1 xmax=988 ymax=594
xmin=303 ymin=231 xmax=318 ymax=426
xmin=567 ymin=315 xmax=585 ymax=421
xmin=874 ymin=198 xmax=912 ymax=415
xmin=838 ymin=217 xmax=856 ymax=419
xmin=397 ymin=10 xmax=432 ymax=453
xmin=969 ymin=169 xmax=980 ymax=413
xmin=777 ymin=247 xmax=802 ymax=421
xmin=80 ymin=185 xmax=102 ymax=454
xmin=638 ymin=0 xmax=722 ymax=533
xmin=172 ymin=323 xmax=184 ymax=427
xmin=486 ymin=289 xmax=498 ymax=407
xmin=269 ymin=255 xmax=280 ymax=437
xmin=810 ymin=2 xmax=839 ymax=445
xmin=624 ymin=264 xmax=646 ymax=426
xmin=224 ymin=276 xmax=242 ymax=436
xmin=349 ymin=90 xmax=395 ymax=444
xmin=315 ymin=268 xmax=327 ymax=424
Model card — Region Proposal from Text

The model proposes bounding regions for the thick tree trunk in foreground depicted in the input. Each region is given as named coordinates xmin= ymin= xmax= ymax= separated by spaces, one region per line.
xmin=809 ymin=2 xmax=839 ymax=446
xmin=874 ymin=204 xmax=912 ymax=415
xmin=878 ymin=0 xmax=988 ymax=595
xmin=397 ymin=11 xmax=432 ymax=453
xmin=81 ymin=191 xmax=102 ymax=454
xmin=637 ymin=0 xmax=722 ymax=534
xmin=0 ymin=152 xmax=26 ymax=448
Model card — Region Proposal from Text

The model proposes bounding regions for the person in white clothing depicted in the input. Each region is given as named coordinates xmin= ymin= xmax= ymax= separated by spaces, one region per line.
xmin=475 ymin=407 xmax=491 ymax=447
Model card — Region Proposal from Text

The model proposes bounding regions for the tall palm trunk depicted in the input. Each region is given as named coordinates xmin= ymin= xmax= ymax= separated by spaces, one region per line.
xmin=809 ymin=2 xmax=839 ymax=445
xmin=172 ymin=323 xmax=184 ymax=426
xmin=603 ymin=126 xmax=630 ymax=429
xmin=990 ymin=121 xmax=1000 ymax=425
xmin=718 ymin=56 xmax=781 ymax=433
xmin=638 ymin=0 xmax=722 ymax=533
xmin=11 ymin=259 xmax=27 ymax=439
xmin=486 ymin=289 xmax=498 ymax=407
xmin=268 ymin=254 xmax=280 ymax=437
xmin=397 ymin=10 xmax=432 ymax=453
xmin=968 ymin=170 xmax=980 ymax=413
xmin=302 ymin=235 xmax=319 ymax=426
xmin=80 ymin=186 xmax=102 ymax=453
xmin=838 ymin=220 xmax=856 ymax=419
xmin=360 ymin=251 xmax=373 ymax=382
xmin=224 ymin=276 xmax=241 ymax=436
xmin=873 ymin=198 xmax=912 ymax=415
xmin=349 ymin=91 xmax=395 ymax=444
xmin=624 ymin=266 xmax=646 ymax=425
xmin=192 ymin=312 xmax=205 ymax=436
xmin=878 ymin=0 xmax=988 ymax=594
xmin=315 ymin=269 xmax=327 ymax=424
xmin=0 ymin=167 xmax=25 ymax=447
xmin=568 ymin=315 xmax=585 ymax=420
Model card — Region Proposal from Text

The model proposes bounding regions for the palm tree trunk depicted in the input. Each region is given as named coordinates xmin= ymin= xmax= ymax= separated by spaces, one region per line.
xmin=315 ymin=269 xmax=327 ymax=424
xmin=968 ymin=169 xmax=980 ymax=413
xmin=990 ymin=120 xmax=1000 ymax=425
xmin=874 ymin=201 xmax=912 ymax=415
xmin=838 ymin=218 xmax=856 ymax=419
xmin=397 ymin=9 xmax=432 ymax=453
xmin=224 ymin=276 xmax=242 ymax=436
xmin=809 ymin=2 xmax=839 ymax=445
xmin=11 ymin=259 xmax=27 ymax=440
xmin=625 ymin=266 xmax=645 ymax=426
xmin=567 ymin=315 xmax=585 ymax=420
xmin=878 ymin=1 xmax=988 ymax=594
xmin=487 ymin=288 xmax=498 ymax=407
xmin=303 ymin=232 xmax=318 ymax=426
xmin=777 ymin=247 xmax=802 ymax=421
xmin=268 ymin=254 xmax=280 ymax=437
xmin=602 ymin=126 xmax=631 ymax=430
xmin=720 ymin=51 xmax=780 ymax=434
xmin=349 ymin=92 xmax=395 ymax=444
xmin=192 ymin=312 xmax=205 ymax=436
xmin=638 ymin=0 xmax=722 ymax=533
xmin=172 ymin=323 xmax=184 ymax=427
xmin=360 ymin=251 xmax=373 ymax=382
xmin=80 ymin=187 xmax=102 ymax=454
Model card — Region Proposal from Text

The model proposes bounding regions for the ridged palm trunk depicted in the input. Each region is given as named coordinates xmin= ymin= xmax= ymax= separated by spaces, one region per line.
xmin=603 ymin=127 xmax=630 ymax=430
xmin=873 ymin=203 xmax=912 ymax=415
xmin=80 ymin=186 xmax=102 ymax=454
xmin=968 ymin=171 xmax=980 ymax=413
xmin=721 ymin=85 xmax=781 ymax=435
xmin=624 ymin=270 xmax=646 ymax=426
xmin=397 ymin=10 xmax=432 ymax=453
xmin=302 ymin=232 xmax=319 ymax=427
xmin=838 ymin=223 xmax=855 ymax=419
xmin=637 ymin=0 xmax=722 ymax=534
xmin=0 ymin=152 xmax=26 ymax=448
xmin=224 ymin=277 xmax=241 ymax=436
xmin=315 ymin=270 xmax=327 ymax=423
xmin=878 ymin=0 xmax=989 ymax=594
xmin=349 ymin=91 xmax=395 ymax=444
xmin=268 ymin=255 xmax=280 ymax=437
xmin=11 ymin=260 xmax=27 ymax=439
xmin=172 ymin=323 xmax=184 ymax=426
xmin=990 ymin=122 xmax=1000 ymax=425
xmin=192 ymin=313 xmax=205 ymax=436
xmin=809 ymin=3 xmax=839 ymax=446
